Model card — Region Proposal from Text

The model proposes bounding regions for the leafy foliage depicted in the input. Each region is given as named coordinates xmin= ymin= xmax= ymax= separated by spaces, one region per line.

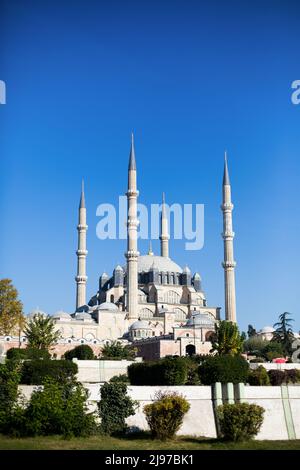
xmin=248 ymin=366 xmax=270 ymax=385
xmin=0 ymin=361 xmax=22 ymax=434
xmin=109 ymin=374 xmax=130 ymax=384
xmin=217 ymin=403 xmax=264 ymax=441
xmin=6 ymin=348 xmax=50 ymax=360
xmin=100 ymin=341 xmax=135 ymax=360
xmin=64 ymin=345 xmax=95 ymax=360
xmin=199 ymin=355 xmax=249 ymax=385
xmin=24 ymin=313 xmax=61 ymax=351
xmin=20 ymin=360 xmax=78 ymax=385
xmin=128 ymin=357 xmax=188 ymax=385
xmin=98 ymin=382 xmax=137 ymax=435
xmin=272 ymin=312 xmax=295 ymax=356
xmin=210 ymin=321 xmax=244 ymax=356
xmin=21 ymin=378 xmax=96 ymax=438
xmin=0 ymin=279 xmax=25 ymax=336
xmin=247 ymin=324 xmax=257 ymax=338
xmin=144 ymin=391 xmax=190 ymax=441
xmin=243 ymin=337 xmax=269 ymax=356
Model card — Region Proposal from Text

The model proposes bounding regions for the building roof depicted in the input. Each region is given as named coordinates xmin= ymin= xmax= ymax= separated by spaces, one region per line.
xmin=130 ymin=320 xmax=152 ymax=330
xmin=74 ymin=312 xmax=93 ymax=321
xmin=260 ymin=326 xmax=275 ymax=334
xmin=185 ymin=313 xmax=215 ymax=328
xmin=28 ymin=308 xmax=47 ymax=319
xmin=125 ymin=255 xmax=183 ymax=273
xmin=98 ymin=302 xmax=119 ymax=311
xmin=53 ymin=311 xmax=72 ymax=320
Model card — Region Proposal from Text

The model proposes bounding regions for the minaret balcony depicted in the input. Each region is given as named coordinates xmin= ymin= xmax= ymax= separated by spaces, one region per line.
xmin=76 ymin=249 xmax=88 ymax=256
xmin=222 ymin=261 xmax=236 ymax=268
xmin=125 ymin=250 xmax=140 ymax=260
xmin=222 ymin=231 xmax=235 ymax=239
xmin=75 ymin=275 xmax=88 ymax=282
xmin=77 ymin=224 xmax=88 ymax=231
xmin=221 ymin=203 xmax=234 ymax=211
xmin=126 ymin=189 xmax=139 ymax=197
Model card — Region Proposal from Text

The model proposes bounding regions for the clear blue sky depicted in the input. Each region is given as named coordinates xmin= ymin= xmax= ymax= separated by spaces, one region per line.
xmin=0 ymin=0 xmax=299 ymax=333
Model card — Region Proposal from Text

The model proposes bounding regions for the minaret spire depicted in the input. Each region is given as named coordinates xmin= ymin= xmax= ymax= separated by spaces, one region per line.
xmin=75 ymin=180 xmax=88 ymax=310
xmin=221 ymin=152 xmax=237 ymax=322
xmin=160 ymin=192 xmax=170 ymax=257
xmin=125 ymin=133 xmax=139 ymax=320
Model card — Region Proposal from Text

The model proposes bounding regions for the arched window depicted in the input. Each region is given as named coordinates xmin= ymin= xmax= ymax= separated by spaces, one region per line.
xmin=140 ymin=308 xmax=153 ymax=319
xmin=110 ymin=295 xmax=114 ymax=303
xmin=164 ymin=290 xmax=180 ymax=304
xmin=174 ymin=308 xmax=186 ymax=321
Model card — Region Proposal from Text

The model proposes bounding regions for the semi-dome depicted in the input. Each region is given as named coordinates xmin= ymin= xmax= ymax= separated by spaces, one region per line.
xmin=98 ymin=302 xmax=119 ymax=311
xmin=75 ymin=312 xmax=93 ymax=321
xmin=186 ymin=313 xmax=215 ymax=328
xmin=53 ymin=311 xmax=71 ymax=320
xmin=130 ymin=320 xmax=152 ymax=330
xmin=260 ymin=326 xmax=275 ymax=333
xmin=124 ymin=255 xmax=183 ymax=274
xmin=28 ymin=308 xmax=47 ymax=319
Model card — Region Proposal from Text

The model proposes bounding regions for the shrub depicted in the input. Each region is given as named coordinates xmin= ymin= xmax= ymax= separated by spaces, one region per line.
xmin=248 ymin=366 xmax=270 ymax=385
xmin=268 ymin=370 xmax=286 ymax=386
xmin=249 ymin=357 xmax=266 ymax=363
xmin=109 ymin=374 xmax=129 ymax=384
xmin=243 ymin=337 xmax=269 ymax=355
xmin=184 ymin=359 xmax=201 ymax=385
xmin=6 ymin=348 xmax=50 ymax=360
xmin=20 ymin=360 xmax=78 ymax=385
xmin=101 ymin=341 xmax=135 ymax=360
xmin=199 ymin=355 xmax=249 ymax=385
xmin=144 ymin=391 xmax=190 ymax=440
xmin=0 ymin=362 xmax=23 ymax=434
xmin=128 ymin=357 xmax=188 ymax=385
xmin=98 ymin=382 xmax=137 ymax=435
xmin=217 ymin=403 xmax=264 ymax=441
xmin=285 ymin=369 xmax=298 ymax=384
xmin=23 ymin=378 xmax=96 ymax=437
xmin=64 ymin=345 xmax=95 ymax=360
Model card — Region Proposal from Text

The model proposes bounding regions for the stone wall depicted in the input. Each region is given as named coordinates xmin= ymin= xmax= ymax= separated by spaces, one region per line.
xmin=18 ymin=383 xmax=300 ymax=440
xmin=74 ymin=358 xmax=142 ymax=383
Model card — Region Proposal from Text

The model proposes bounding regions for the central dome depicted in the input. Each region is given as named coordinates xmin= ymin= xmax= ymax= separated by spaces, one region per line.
xmin=137 ymin=255 xmax=182 ymax=273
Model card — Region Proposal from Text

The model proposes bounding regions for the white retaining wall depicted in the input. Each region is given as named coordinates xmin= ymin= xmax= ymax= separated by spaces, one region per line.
xmin=73 ymin=359 xmax=142 ymax=383
xmin=18 ymin=383 xmax=300 ymax=440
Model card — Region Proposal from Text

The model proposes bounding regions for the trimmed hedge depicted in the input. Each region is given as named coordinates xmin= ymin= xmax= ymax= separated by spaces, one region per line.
xmin=144 ymin=391 xmax=190 ymax=440
xmin=128 ymin=357 xmax=188 ymax=385
xmin=248 ymin=366 xmax=270 ymax=385
xmin=64 ymin=345 xmax=95 ymax=360
xmin=20 ymin=360 xmax=78 ymax=385
xmin=217 ymin=403 xmax=264 ymax=441
xmin=199 ymin=355 xmax=249 ymax=385
xmin=6 ymin=348 xmax=50 ymax=361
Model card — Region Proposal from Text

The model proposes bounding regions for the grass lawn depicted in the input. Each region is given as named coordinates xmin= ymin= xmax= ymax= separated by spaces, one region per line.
xmin=0 ymin=433 xmax=300 ymax=450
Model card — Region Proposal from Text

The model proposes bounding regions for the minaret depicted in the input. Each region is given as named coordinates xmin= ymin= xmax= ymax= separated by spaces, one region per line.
xmin=75 ymin=180 xmax=88 ymax=310
xmin=221 ymin=152 xmax=237 ymax=322
xmin=160 ymin=192 xmax=170 ymax=257
xmin=125 ymin=134 xmax=139 ymax=320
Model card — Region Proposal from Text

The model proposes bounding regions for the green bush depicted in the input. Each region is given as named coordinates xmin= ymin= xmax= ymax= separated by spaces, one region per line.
xmin=101 ymin=341 xmax=135 ymax=360
xmin=23 ymin=378 xmax=96 ymax=437
xmin=64 ymin=345 xmax=95 ymax=360
xmin=249 ymin=357 xmax=266 ymax=363
xmin=128 ymin=357 xmax=188 ymax=385
xmin=0 ymin=362 xmax=23 ymax=434
xmin=98 ymin=382 xmax=137 ymax=435
xmin=248 ymin=366 xmax=270 ymax=385
xmin=109 ymin=374 xmax=129 ymax=384
xmin=217 ymin=403 xmax=264 ymax=441
xmin=20 ymin=360 xmax=78 ymax=385
xmin=6 ymin=348 xmax=50 ymax=360
xmin=144 ymin=391 xmax=190 ymax=440
xmin=199 ymin=355 xmax=249 ymax=385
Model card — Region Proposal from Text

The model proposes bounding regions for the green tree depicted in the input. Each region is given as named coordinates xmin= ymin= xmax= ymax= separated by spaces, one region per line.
xmin=101 ymin=341 xmax=135 ymax=360
xmin=272 ymin=312 xmax=295 ymax=356
xmin=24 ymin=313 xmax=61 ymax=351
xmin=247 ymin=324 xmax=257 ymax=338
xmin=210 ymin=320 xmax=244 ymax=356
xmin=0 ymin=279 xmax=25 ymax=336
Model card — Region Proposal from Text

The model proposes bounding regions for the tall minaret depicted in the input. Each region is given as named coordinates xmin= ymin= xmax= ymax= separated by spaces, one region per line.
xmin=160 ymin=193 xmax=170 ymax=258
xmin=125 ymin=134 xmax=139 ymax=320
xmin=75 ymin=180 xmax=88 ymax=310
xmin=221 ymin=152 xmax=237 ymax=322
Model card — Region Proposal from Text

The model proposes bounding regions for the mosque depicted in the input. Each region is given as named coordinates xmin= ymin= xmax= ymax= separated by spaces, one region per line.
xmin=39 ymin=135 xmax=237 ymax=358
